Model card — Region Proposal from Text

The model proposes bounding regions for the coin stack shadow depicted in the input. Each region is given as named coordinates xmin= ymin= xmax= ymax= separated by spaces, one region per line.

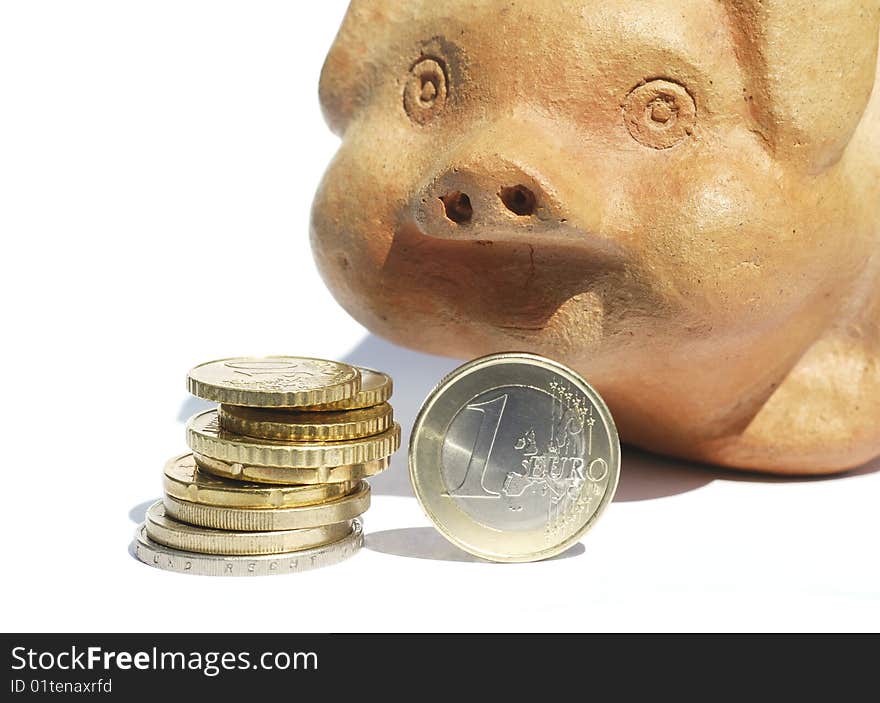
xmin=134 ymin=363 xmax=399 ymax=576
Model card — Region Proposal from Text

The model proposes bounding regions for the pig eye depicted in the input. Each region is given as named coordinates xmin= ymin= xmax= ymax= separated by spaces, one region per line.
xmin=622 ymin=79 xmax=696 ymax=149
xmin=404 ymin=58 xmax=448 ymax=125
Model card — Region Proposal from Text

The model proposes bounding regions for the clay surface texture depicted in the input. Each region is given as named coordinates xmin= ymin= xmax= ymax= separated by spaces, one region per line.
xmin=312 ymin=0 xmax=880 ymax=475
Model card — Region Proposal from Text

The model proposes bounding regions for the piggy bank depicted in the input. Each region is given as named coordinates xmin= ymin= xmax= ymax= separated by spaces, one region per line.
xmin=311 ymin=0 xmax=880 ymax=475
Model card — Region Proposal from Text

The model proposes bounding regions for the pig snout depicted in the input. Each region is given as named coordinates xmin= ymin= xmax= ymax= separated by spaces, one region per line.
xmin=412 ymin=157 xmax=568 ymax=242
xmin=407 ymin=118 xmax=620 ymax=257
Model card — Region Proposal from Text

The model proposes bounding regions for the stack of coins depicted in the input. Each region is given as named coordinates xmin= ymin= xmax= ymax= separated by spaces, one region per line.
xmin=135 ymin=357 xmax=399 ymax=576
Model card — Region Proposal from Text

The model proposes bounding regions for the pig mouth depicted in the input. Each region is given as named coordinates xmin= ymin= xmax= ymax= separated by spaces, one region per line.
xmin=381 ymin=221 xmax=630 ymax=333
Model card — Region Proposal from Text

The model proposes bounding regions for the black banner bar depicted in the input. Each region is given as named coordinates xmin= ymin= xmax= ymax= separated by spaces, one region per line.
xmin=1 ymin=633 xmax=873 ymax=698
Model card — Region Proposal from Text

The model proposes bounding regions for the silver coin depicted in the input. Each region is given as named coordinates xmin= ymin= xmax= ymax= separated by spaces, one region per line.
xmin=133 ymin=519 xmax=363 ymax=576
xmin=410 ymin=353 xmax=620 ymax=562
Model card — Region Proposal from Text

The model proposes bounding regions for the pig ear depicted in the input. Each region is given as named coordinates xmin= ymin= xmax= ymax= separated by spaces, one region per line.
xmin=319 ymin=1 xmax=397 ymax=135
xmin=726 ymin=0 xmax=880 ymax=172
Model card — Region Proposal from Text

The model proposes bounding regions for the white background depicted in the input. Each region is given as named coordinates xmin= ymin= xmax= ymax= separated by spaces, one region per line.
xmin=1 ymin=1 xmax=877 ymax=633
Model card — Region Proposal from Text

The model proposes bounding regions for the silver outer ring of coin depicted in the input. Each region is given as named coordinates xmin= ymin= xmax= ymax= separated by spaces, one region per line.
xmin=409 ymin=352 xmax=620 ymax=563
xmin=133 ymin=520 xmax=363 ymax=577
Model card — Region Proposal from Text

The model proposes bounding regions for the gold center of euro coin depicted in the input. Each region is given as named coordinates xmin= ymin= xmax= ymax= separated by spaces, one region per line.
xmin=163 ymin=454 xmax=358 ymax=509
xmin=218 ymin=402 xmax=393 ymax=442
xmin=186 ymin=356 xmax=361 ymax=408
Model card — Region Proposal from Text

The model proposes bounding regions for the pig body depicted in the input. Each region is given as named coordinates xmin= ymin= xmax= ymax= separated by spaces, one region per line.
xmin=312 ymin=0 xmax=880 ymax=474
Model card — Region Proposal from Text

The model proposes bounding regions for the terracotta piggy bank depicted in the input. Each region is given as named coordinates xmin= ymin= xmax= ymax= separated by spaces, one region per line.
xmin=312 ymin=0 xmax=880 ymax=475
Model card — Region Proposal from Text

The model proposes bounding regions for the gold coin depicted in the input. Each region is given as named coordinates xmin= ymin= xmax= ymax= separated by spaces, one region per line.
xmin=163 ymin=482 xmax=370 ymax=531
xmin=163 ymin=454 xmax=356 ymax=509
xmin=144 ymin=501 xmax=352 ymax=556
xmin=187 ymin=409 xmax=401 ymax=469
xmin=218 ymin=402 xmax=393 ymax=442
xmin=193 ymin=452 xmax=391 ymax=485
xmin=298 ymin=368 xmax=392 ymax=411
xmin=186 ymin=357 xmax=361 ymax=408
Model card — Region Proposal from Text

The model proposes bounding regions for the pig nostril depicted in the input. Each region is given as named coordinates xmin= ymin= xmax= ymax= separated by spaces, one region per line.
xmin=499 ymin=185 xmax=537 ymax=216
xmin=440 ymin=191 xmax=473 ymax=224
